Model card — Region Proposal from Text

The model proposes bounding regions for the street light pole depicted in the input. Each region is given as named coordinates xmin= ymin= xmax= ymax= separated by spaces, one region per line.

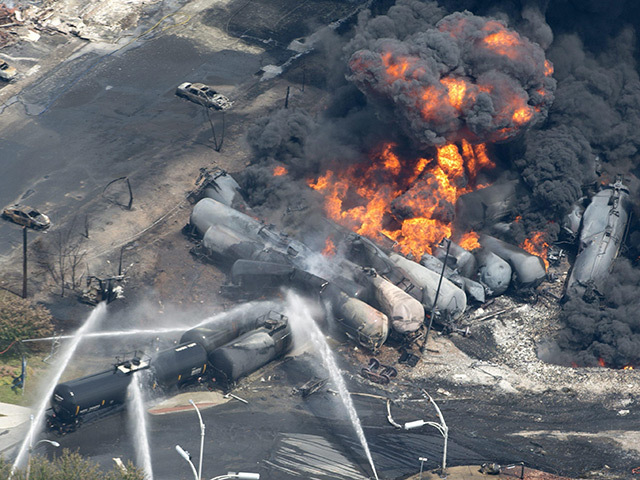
xmin=210 ymin=473 xmax=260 ymax=480
xmin=419 ymin=457 xmax=428 ymax=480
xmin=176 ymin=445 xmax=199 ymax=480
xmin=25 ymin=415 xmax=60 ymax=480
xmin=386 ymin=391 xmax=449 ymax=477
xmin=189 ymin=399 xmax=205 ymax=480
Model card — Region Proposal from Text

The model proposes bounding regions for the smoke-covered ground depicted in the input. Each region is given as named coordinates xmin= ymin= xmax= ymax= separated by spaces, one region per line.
xmin=240 ymin=0 xmax=640 ymax=368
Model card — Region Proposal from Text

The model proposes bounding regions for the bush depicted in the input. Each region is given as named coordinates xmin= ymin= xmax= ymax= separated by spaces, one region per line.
xmin=0 ymin=450 xmax=146 ymax=480
xmin=0 ymin=291 xmax=54 ymax=355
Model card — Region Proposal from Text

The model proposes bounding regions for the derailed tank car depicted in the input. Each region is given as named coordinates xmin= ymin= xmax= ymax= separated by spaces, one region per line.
xmin=150 ymin=342 xmax=208 ymax=390
xmin=566 ymin=179 xmax=631 ymax=297
xmin=207 ymin=312 xmax=292 ymax=387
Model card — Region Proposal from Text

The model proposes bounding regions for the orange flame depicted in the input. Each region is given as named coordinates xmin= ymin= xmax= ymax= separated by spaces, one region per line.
xmin=623 ymin=365 xmax=634 ymax=370
xmin=440 ymin=77 xmax=468 ymax=111
xmin=521 ymin=231 xmax=549 ymax=269
xmin=598 ymin=358 xmax=606 ymax=367
xmin=459 ymin=232 xmax=480 ymax=251
xmin=322 ymin=236 xmax=336 ymax=257
xmin=309 ymin=142 xmax=494 ymax=258
xmin=483 ymin=29 xmax=522 ymax=60
xmin=273 ymin=165 xmax=288 ymax=176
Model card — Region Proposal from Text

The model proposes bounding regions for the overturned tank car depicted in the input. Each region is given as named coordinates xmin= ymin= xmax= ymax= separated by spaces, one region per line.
xmin=480 ymin=234 xmax=547 ymax=289
xmin=566 ymin=179 xmax=631 ymax=297
xmin=208 ymin=312 xmax=292 ymax=387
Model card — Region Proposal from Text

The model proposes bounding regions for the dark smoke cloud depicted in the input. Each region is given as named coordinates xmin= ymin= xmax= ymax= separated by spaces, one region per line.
xmin=247 ymin=108 xmax=316 ymax=175
xmin=345 ymin=6 xmax=555 ymax=146
xmin=547 ymin=29 xmax=640 ymax=171
xmin=557 ymin=259 xmax=640 ymax=368
xmin=515 ymin=125 xmax=593 ymax=218
xmin=244 ymin=0 xmax=640 ymax=365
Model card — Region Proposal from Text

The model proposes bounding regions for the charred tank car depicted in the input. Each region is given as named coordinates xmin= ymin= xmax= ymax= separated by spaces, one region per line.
xmin=566 ymin=179 xmax=631 ymax=298
xmin=207 ymin=312 xmax=292 ymax=387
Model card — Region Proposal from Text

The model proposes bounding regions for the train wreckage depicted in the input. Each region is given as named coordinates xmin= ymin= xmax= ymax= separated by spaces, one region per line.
xmin=46 ymin=170 xmax=632 ymax=433
xmin=185 ymin=169 xmax=632 ymax=343
xmin=565 ymin=178 xmax=632 ymax=298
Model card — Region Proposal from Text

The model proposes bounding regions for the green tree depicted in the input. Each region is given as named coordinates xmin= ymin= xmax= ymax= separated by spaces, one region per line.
xmin=0 ymin=450 xmax=146 ymax=480
xmin=0 ymin=291 xmax=54 ymax=355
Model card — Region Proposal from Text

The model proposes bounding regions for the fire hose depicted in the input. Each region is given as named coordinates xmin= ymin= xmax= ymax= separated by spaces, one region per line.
xmin=0 ymin=340 xmax=17 ymax=355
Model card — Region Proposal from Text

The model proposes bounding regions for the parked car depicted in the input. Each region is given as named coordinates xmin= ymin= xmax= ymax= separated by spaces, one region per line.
xmin=0 ymin=59 xmax=17 ymax=81
xmin=2 ymin=205 xmax=51 ymax=230
xmin=176 ymin=82 xmax=232 ymax=110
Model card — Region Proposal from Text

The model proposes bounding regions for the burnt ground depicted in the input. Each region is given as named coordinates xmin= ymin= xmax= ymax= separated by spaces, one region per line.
xmin=1 ymin=1 xmax=640 ymax=479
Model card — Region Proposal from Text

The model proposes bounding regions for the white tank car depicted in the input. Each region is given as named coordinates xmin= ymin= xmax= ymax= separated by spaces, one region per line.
xmin=389 ymin=253 xmax=467 ymax=319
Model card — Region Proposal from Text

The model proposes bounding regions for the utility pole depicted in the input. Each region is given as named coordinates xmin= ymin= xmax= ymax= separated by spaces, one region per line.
xmin=22 ymin=226 xmax=27 ymax=298
xmin=421 ymin=237 xmax=451 ymax=352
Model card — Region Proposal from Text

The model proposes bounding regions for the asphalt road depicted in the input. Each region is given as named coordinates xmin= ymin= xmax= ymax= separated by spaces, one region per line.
xmin=0 ymin=39 xmax=259 ymax=254
xmin=32 ymin=356 xmax=483 ymax=480
xmin=0 ymin=0 xmax=310 ymax=257
xmin=0 ymin=0 xmax=365 ymax=258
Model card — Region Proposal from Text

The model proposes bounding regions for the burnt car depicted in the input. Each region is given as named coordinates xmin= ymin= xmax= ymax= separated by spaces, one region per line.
xmin=0 ymin=59 xmax=17 ymax=81
xmin=176 ymin=82 xmax=232 ymax=110
xmin=2 ymin=204 xmax=51 ymax=230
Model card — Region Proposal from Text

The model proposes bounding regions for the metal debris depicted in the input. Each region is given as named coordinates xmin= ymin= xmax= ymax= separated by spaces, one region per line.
xmin=360 ymin=357 xmax=397 ymax=385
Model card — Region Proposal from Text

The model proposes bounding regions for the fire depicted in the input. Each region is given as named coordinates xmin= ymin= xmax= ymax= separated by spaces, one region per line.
xmin=521 ymin=231 xmax=549 ymax=269
xmin=459 ymin=232 xmax=480 ymax=251
xmin=322 ymin=236 xmax=336 ymax=257
xmin=309 ymin=142 xmax=494 ymax=258
xmin=273 ymin=165 xmax=288 ymax=176
xmin=513 ymin=106 xmax=534 ymax=126
xmin=441 ymin=77 xmax=468 ymax=111
xmin=598 ymin=358 xmax=606 ymax=367
xmin=349 ymin=14 xmax=555 ymax=146
xmin=623 ymin=365 xmax=634 ymax=370
xmin=331 ymin=14 xmax=554 ymax=258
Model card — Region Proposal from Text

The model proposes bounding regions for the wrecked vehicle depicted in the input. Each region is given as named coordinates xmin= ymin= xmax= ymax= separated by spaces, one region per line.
xmin=455 ymin=180 xmax=521 ymax=230
xmin=0 ymin=59 xmax=17 ymax=81
xmin=188 ymin=167 xmax=248 ymax=209
xmin=2 ymin=204 xmax=50 ymax=230
xmin=389 ymin=253 xmax=467 ymax=319
xmin=565 ymin=178 xmax=631 ymax=297
xmin=480 ymin=234 xmax=547 ymax=289
xmin=420 ymin=253 xmax=485 ymax=303
xmin=228 ymin=259 xmax=390 ymax=351
xmin=355 ymin=268 xmax=424 ymax=335
xmin=176 ymin=82 xmax=233 ymax=110
xmin=207 ymin=312 xmax=292 ymax=387
xmin=474 ymin=248 xmax=512 ymax=296
xmin=191 ymin=197 xmax=314 ymax=266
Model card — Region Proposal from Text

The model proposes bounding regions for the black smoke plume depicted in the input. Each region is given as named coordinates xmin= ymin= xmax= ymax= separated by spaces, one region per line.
xmin=346 ymin=7 xmax=555 ymax=146
xmin=243 ymin=0 xmax=640 ymax=365
xmin=556 ymin=259 xmax=640 ymax=368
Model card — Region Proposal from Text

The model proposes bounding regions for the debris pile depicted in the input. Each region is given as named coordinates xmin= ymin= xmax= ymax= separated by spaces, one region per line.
xmin=0 ymin=3 xmax=18 ymax=47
